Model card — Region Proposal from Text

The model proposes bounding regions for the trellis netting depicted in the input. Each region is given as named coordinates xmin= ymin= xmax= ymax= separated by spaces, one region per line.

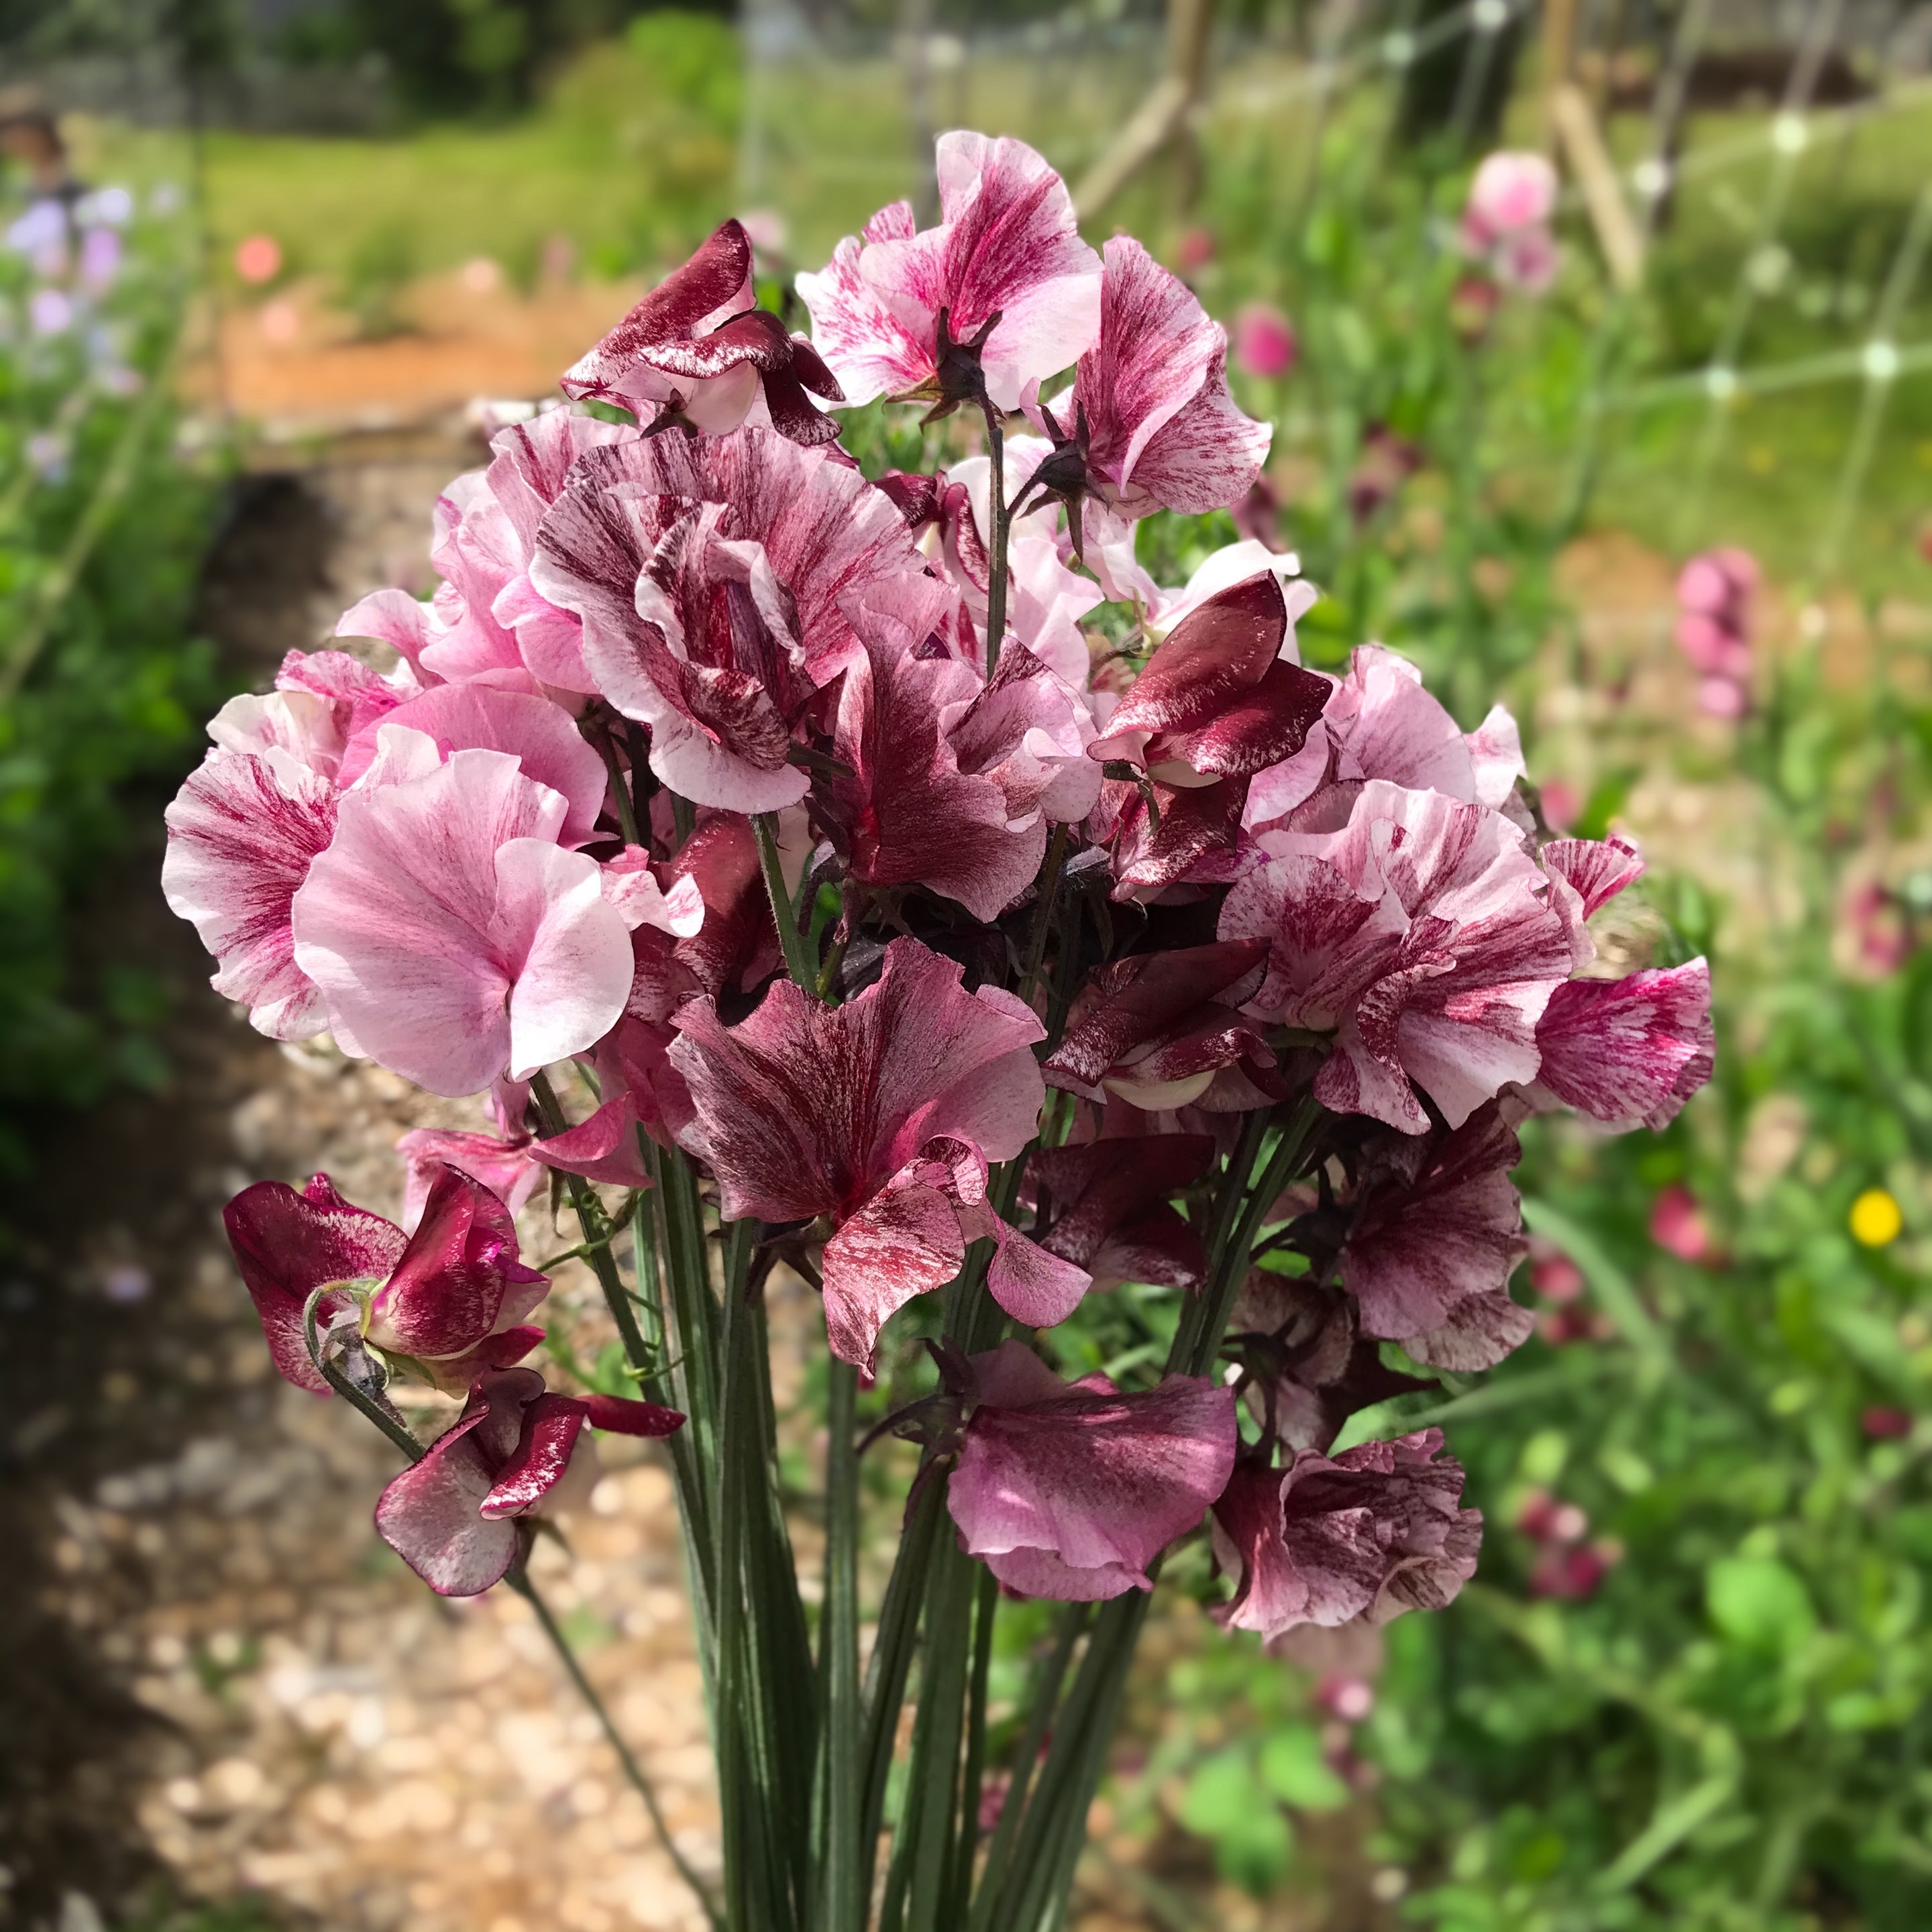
xmin=741 ymin=0 xmax=1932 ymax=590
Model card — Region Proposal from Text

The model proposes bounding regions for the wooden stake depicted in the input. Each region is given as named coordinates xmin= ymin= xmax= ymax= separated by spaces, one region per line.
xmin=1553 ymin=81 xmax=1646 ymax=292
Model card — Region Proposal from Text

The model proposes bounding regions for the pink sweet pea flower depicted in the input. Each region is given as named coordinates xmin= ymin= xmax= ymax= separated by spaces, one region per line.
xmin=948 ymin=1341 xmax=1237 ymax=1600
xmin=1674 ymin=546 xmax=1756 ymax=718
xmin=1537 ymin=834 xmax=1646 ymax=967
xmin=796 ymin=133 xmax=1102 ymax=415
xmin=336 ymin=413 xmax=635 ymax=695
xmin=1337 ymin=1106 xmax=1534 ymax=1371
xmin=531 ymin=429 xmax=937 ymax=810
xmin=290 ymin=748 xmax=633 ymax=1097
xmin=1028 ymin=1134 xmax=1216 ymax=1291
xmin=667 ymin=938 xmax=1087 ymax=1371
xmin=561 ymin=219 xmax=843 ymax=445
xmin=223 ymin=1165 xmax=548 ymax=1395
xmin=1232 ymin=302 xmax=1296 ymax=380
xmin=375 ymin=1367 xmax=684 ymax=1596
xmin=824 ymin=627 xmax=1052 ymax=924
xmin=396 ymin=1127 xmax=545 ymax=1231
xmin=1016 ymin=237 xmax=1273 ymax=548
xmin=1211 ymin=1430 xmax=1481 ymax=1638
xmin=1222 ymin=780 xmax=1572 ymax=1133
xmin=1246 ymin=645 xmax=1527 ymax=838
xmin=1460 ymin=152 xmax=1560 ymax=292
xmin=162 ymin=743 xmax=340 ymax=1040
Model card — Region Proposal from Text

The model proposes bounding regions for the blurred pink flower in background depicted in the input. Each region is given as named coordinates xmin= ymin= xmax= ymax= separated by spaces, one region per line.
xmin=234 ymin=233 xmax=282 ymax=284
xmin=1233 ymin=301 xmax=1297 ymax=380
xmin=1460 ymin=152 xmax=1560 ymax=293
xmin=1676 ymin=545 xmax=1756 ymax=718
xmin=1863 ymin=1407 xmax=1913 ymax=1440
xmin=1842 ymin=881 xmax=1911 ymax=977
xmin=1538 ymin=777 xmax=1580 ymax=831
xmin=28 ymin=287 xmax=73 ymax=335
xmin=1650 ymin=1183 xmax=1711 ymax=1261
xmin=1529 ymin=1248 xmax=1585 ymax=1303
xmin=1175 ymin=225 xmax=1216 ymax=274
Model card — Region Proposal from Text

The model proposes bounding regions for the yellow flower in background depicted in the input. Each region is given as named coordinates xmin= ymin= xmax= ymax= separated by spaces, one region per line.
xmin=1850 ymin=1189 xmax=1904 ymax=1248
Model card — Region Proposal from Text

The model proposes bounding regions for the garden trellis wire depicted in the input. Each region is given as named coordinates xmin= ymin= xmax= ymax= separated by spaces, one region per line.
xmin=742 ymin=0 xmax=1932 ymax=594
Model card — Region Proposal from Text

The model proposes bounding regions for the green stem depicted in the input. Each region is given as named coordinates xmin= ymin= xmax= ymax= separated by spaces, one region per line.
xmin=1020 ymin=822 xmax=1071 ymax=1006
xmin=943 ymin=1566 xmax=1000 ymax=1926
xmin=301 ymin=1285 xmax=421 ymax=1462
xmin=595 ymin=726 xmax=643 ymax=847
xmin=859 ymin=1475 xmax=947 ymax=1905
xmin=508 ymin=1568 xmax=726 ymax=1931
xmin=755 ymin=810 xmax=817 ymax=987
xmin=816 ymin=1360 xmax=864 ymax=1931
xmin=981 ymin=404 xmax=1010 ymax=678
xmin=301 ymin=1284 xmax=720 ymax=1929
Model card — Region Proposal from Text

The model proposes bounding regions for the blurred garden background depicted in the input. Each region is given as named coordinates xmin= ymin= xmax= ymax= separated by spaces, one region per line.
xmin=5 ymin=0 xmax=1932 ymax=1928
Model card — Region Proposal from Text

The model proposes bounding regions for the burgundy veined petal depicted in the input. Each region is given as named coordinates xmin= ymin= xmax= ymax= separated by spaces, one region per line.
xmin=1220 ymin=849 xmax=1411 ymax=1030
xmin=531 ymin=429 xmax=936 ymax=693
xmin=223 ymin=1175 xmax=408 ymax=1393
xmin=369 ymin=1163 xmax=545 ymax=1361
xmin=828 ymin=633 xmax=1047 ymax=922
xmin=1540 ymin=836 xmax=1646 ymax=920
xmin=1093 ymin=572 xmax=1289 ymax=748
xmin=480 ymin=1392 xmax=588 ymax=1519
xmin=668 ymin=936 xmax=1045 ymax=1226
xmin=1532 ymin=959 xmax=1713 ymax=1130
xmin=561 ymin=220 xmax=754 ymax=404
xmin=821 ymin=1156 xmax=973 ymax=1373
xmin=1032 ymin=1135 xmax=1216 ymax=1278
xmin=1404 ymin=1287 xmax=1537 ymax=1371
xmin=759 ymin=360 xmax=847 ymax=447
xmin=484 ymin=411 xmax=636 ymax=553
xmin=1211 ymin=1430 xmax=1481 ymax=1638
xmin=1341 ymin=1106 xmax=1528 ymax=1346
xmin=1107 ymin=776 xmax=1252 ymax=898
xmin=374 ymin=1401 xmax=519 ymax=1597
xmin=1127 ymin=342 xmax=1273 ymax=516
xmin=795 ymin=232 xmax=933 ymax=410
xmin=581 ymin=1392 xmax=687 ymax=1436
xmin=1073 ymin=235 xmax=1222 ymax=494
xmin=642 ymin=305 xmax=794 ymax=381
xmin=950 ymin=1342 xmax=1238 ymax=1600
xmin=1150 ymin=656 xmax=1332 ymax=780
xmin=529 ymin=1094 xmax=653 ymax=1188
xmin=162 ymin=750 xmax=338 ymax=1042
xmin=1046 ymin=941 xmax=1269 ymax=1091
xmin=787 ymin=333 xmax=845 ymax=402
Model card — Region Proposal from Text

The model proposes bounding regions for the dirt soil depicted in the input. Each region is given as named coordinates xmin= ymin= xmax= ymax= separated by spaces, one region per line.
xmin=0 ymin=451 xmax=716 ymax=1932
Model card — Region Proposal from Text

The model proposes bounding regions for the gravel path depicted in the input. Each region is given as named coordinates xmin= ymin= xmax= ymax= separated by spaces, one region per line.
xmin=0 ymin=448 xmax=716 ymax=1932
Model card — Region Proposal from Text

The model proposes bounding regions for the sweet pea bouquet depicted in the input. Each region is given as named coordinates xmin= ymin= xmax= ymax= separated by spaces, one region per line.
xmin=163 ymin=133 xmax=1712 ymax=1931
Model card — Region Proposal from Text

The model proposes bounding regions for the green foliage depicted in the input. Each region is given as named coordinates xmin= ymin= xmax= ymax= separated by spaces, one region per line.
xmin=0 ymin=193 xmax=224 ymax=1178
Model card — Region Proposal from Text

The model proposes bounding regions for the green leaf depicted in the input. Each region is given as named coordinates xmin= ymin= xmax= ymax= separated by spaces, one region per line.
xmin=1706 ymin=1557 xmax=1816 ymax=1654
xmin=1181 ymin=1751 xmax=1295 ymax=1894
xmin=1258 ymin=1726 xmax=1351 ymax=1811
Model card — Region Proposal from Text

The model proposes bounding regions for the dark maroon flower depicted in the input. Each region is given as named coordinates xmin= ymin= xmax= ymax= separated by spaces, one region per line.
xmin=949 ymin=1341 xmax=1236 ymax=1600
xmin=1044 ymin=940 xmax=1280 ymax=1115
xmin=375 ymin=1367 xmax=684 ymax=1596
xmin=1212 ymin=1430 xmax=1481 ymax=1638
xmin=1338 ymin=1107 xmax=1534 ymax=1373
xmin=1028 ymin=1134 xmax=1216 ymax=1291
xmin=223 ymin=1167 xmax=547 ymax=1394
xmin=561 ymin=219 xmax=843 ymax=445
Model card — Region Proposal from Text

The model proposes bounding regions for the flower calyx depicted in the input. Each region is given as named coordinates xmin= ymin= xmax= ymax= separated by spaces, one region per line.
xmin=896 ymin=305 xmax=1004 ymax=425
xmin=1009 ymin=397 xmax=1093 ymax=561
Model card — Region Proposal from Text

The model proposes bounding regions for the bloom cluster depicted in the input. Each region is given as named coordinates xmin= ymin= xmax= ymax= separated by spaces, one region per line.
xmin=166 ymin=133 xmax=1711 ymax=1630
xmin=1458 ymin=151 xmax=1560 ymax=294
